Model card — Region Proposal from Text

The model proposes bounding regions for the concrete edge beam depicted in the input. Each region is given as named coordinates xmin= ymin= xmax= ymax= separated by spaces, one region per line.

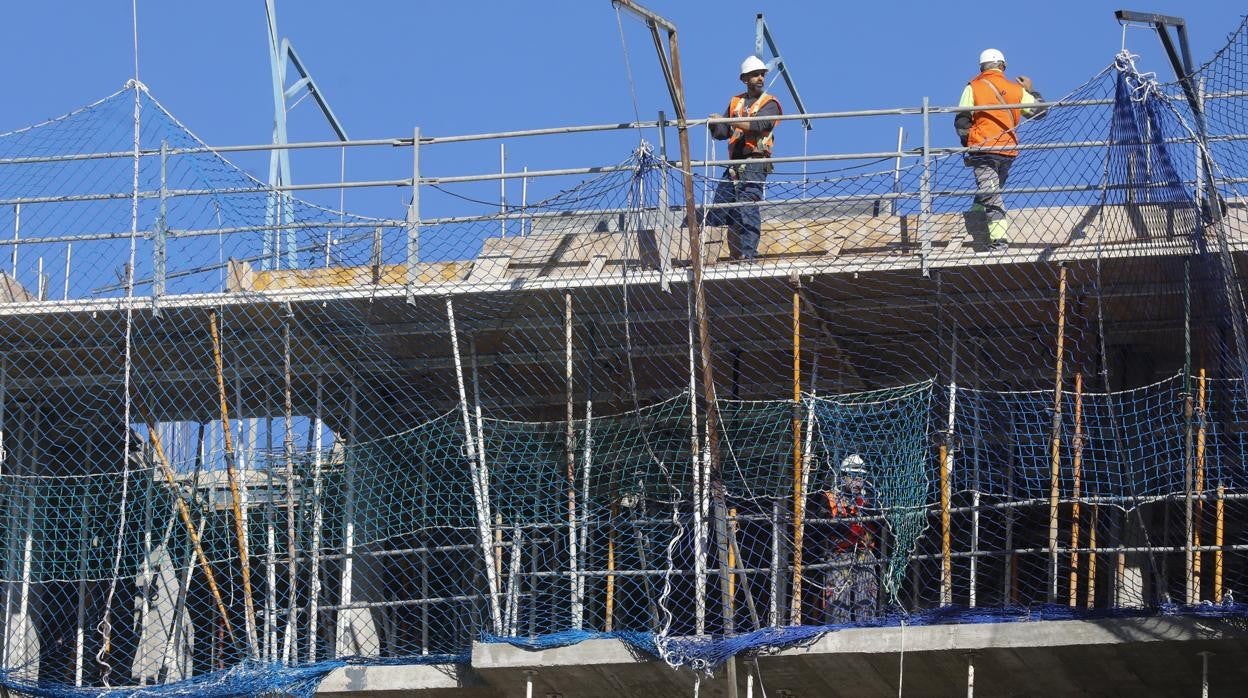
xmin=469 ymin=616 xmax=1248 ymax=671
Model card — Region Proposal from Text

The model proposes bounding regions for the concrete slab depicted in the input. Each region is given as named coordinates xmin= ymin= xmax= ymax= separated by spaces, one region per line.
xmin=317 ymin=662 xmax=497 ymax=697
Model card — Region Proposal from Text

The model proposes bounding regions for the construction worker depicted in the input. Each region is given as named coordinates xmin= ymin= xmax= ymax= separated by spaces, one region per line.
xmin=822 ymin=454 xmax=878 ymax=624
xmin=707 ymin=55 xmax=782 ymax=261
xmin=954 ymin=48 xmax=1046 ymax=251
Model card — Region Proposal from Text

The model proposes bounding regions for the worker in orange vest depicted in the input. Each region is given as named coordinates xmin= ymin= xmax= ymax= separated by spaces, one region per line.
xmin=707 ymin=55 xmax=782 ymax=261
xmin=954 ymin=48 xmax=1046 ymax=251
xmin=823 ymin=454 xmax=878 ymax=624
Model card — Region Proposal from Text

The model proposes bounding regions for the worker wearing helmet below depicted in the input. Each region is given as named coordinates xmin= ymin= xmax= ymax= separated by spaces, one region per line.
xmin=822 ymin=454 xmax=879 ymax=624
xmin=707 ymin=55 xmax=782 ymax=262
xmin=954 ymin=48 xmax=1046 ymax=251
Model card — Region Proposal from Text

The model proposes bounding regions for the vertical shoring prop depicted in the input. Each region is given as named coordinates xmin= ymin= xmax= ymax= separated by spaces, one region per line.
xmin=282 ymin=306 xmax=298 ymax=662
xmin=688 ymin=284 xmax=706 ymax=635
xmin=1087 ymin=503 xmax=1098 ymax=609
xmin=1215 ymin=482 xmax=1224 ymax=602
xmin=74 ymin=421 xmax=94 ymax=686
xmin=309 ymin=377 xmax=324 ymax=662
xmin=798 ymin=361 xmax=817 ymax=612
xmin=336 ymin=381 xmax=358 ymax=657
xmin=209 ymin=310 xmax=261 ymax=659
xmin=938 ymin=444 xmax=952 ymax=607
xmin=969 ymin=338 xmax=986 ymax=608
xmin=564 ymin=291 xmax=582 ymax=629
xmin=447 ymin=298 xmax=502 ymax=634
xmin=1068 ymin=373 xmax=1085 ymax=607
xmin=791 ymin=278 xmax=804 ymax=624
xmin=1183 ymin=258 xmax=1196 ymax=604
xmin=18 ymin=409 xmax=38 ymax=677
xmin=1194 ymin=369 xmax=1207 ymax=601
xmin=469 ymin=339 xmax=495 ymax=628
xmin=581 ymin=321 xmax=597 ymax=633
xmin=940 ymin=302 xmax=959 ymax=607
xmin=74 ymin=502 xmax=86 ymax=685
xmin=265 ymin=410 xmax=277 ymax=661
xmin=1047 ymin=263 xmax=1069 ymax=603
xmin=607 ymin=501 xmax=618 ymax=631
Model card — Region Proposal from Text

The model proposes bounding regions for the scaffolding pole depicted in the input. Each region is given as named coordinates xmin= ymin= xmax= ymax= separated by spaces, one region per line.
xmin=447 ymin=298 xmax=503 ymax=634
xmin=1193 ymin=369 xmax=1207 ymax=601
xmin=1047 ymin=264 xmax=1069 ymax=603
xmin=564 ymin=291 xmax=582 ymax=629
xmin=791 ymin=280 xmax=805 ymax=623
xmin=309 ymin=377 xmax=324 ymax=662
xmin=1069 ymin=373 xmax=1085 ymax=607
xmin=209 ymin=310 xmax=261 ymax=659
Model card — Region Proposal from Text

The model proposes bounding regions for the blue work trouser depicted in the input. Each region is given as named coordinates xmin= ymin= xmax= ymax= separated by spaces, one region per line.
xmin=707 ymin=161 xmax=769 ymax=259
xmin=964 ymin=153 xmax=1015 ymax=222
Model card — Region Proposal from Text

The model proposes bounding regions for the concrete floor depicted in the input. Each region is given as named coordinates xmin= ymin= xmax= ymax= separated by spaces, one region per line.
xmin=317 ymin=615 xmax=1248 ymax=697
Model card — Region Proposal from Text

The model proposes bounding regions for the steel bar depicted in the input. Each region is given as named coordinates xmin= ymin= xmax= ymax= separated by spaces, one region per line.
xmin=1047 ymin=264 xmax=1068 ymax=602
xmin=564 ymin=292 xmax=582 ymax=629
xmin=1087 ymin=505 xmax=1098 ymax=608
xmin=791 ymin=280 xmax=805 ymax=622
xmin=1193 ymin=369 xmax=1207 ymax=600
xmin=1068 ymin=373 xmax=1085 ymax=607
xmin=1215 ymin=484 xmax=1225 ymax=601
xmin=446 ymin=298 xmax=503 ymax=634
xmin=208 ymin=310 xmax=260 ymax=658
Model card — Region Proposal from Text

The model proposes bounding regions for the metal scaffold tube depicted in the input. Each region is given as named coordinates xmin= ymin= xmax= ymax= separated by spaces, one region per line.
xmin=209 ymin=310 xmax=261 ymax=659
xmin=447 ymin=298 xmax=503 ymax=635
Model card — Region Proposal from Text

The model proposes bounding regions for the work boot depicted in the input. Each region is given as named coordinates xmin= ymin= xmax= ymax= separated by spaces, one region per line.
xmin=987 ymin=218 xmax=1010 ymax=250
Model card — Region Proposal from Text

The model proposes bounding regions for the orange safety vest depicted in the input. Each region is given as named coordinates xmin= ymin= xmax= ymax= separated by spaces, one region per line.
xmin=726 ymin=91 xmax=780 ymax=158
xmin=967 ymin=71 xmax=1025 ymax=157
xmin=825 ymin=491 xmax=872 ymax=552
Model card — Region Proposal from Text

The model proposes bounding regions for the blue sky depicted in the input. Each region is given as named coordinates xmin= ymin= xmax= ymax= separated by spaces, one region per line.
xmin=0 ymin=1 xmax=1243 ymax=222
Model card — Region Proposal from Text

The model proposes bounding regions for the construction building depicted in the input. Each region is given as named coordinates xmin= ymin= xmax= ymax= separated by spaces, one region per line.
xmin=0 ymin=5 xmax=1247 ymax=697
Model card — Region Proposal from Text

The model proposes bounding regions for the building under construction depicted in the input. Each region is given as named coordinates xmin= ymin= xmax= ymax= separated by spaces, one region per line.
xmin=1 ymin=5 xmax=1248 ymax=697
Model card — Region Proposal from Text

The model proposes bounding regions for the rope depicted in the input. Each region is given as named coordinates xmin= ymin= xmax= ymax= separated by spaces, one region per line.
xmin=96 ymin=60 xmax=144 ymax=687
xmin=614 ymin=5 xmax=643 ymax=142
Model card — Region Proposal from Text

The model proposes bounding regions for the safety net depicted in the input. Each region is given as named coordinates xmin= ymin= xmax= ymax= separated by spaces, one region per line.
xmin=2 ymin=14 xmax=1248 ymax=697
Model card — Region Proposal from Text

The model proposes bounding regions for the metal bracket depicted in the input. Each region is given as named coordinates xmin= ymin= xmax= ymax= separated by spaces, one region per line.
xmin=755 ymin=14 xmax=811 ymax=130
xmin=1114 ymin=11 xmax=1223 ymax=219
xmin=264 ymin=0 xmax=349 ymax=271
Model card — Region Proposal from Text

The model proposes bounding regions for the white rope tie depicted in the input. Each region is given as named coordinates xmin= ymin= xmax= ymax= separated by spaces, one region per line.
xmin=1115 ymin=50 xmax=1160 ymax=103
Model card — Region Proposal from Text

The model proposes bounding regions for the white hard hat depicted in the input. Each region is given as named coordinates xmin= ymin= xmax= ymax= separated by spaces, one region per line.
xmin=840 ymin=454 xmax=867 ymax=475
xmin=739 ymin=55 xmax=768 ymax=76
xmin=979 ymin=48 xmax=1006 ymax=65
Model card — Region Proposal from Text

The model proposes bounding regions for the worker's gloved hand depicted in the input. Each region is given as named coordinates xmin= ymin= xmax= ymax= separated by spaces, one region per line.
xmin=708 ymin=113 xmax=720 ymax=129
xmin=1016 ymin=75 xmax=1035 ymax=94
